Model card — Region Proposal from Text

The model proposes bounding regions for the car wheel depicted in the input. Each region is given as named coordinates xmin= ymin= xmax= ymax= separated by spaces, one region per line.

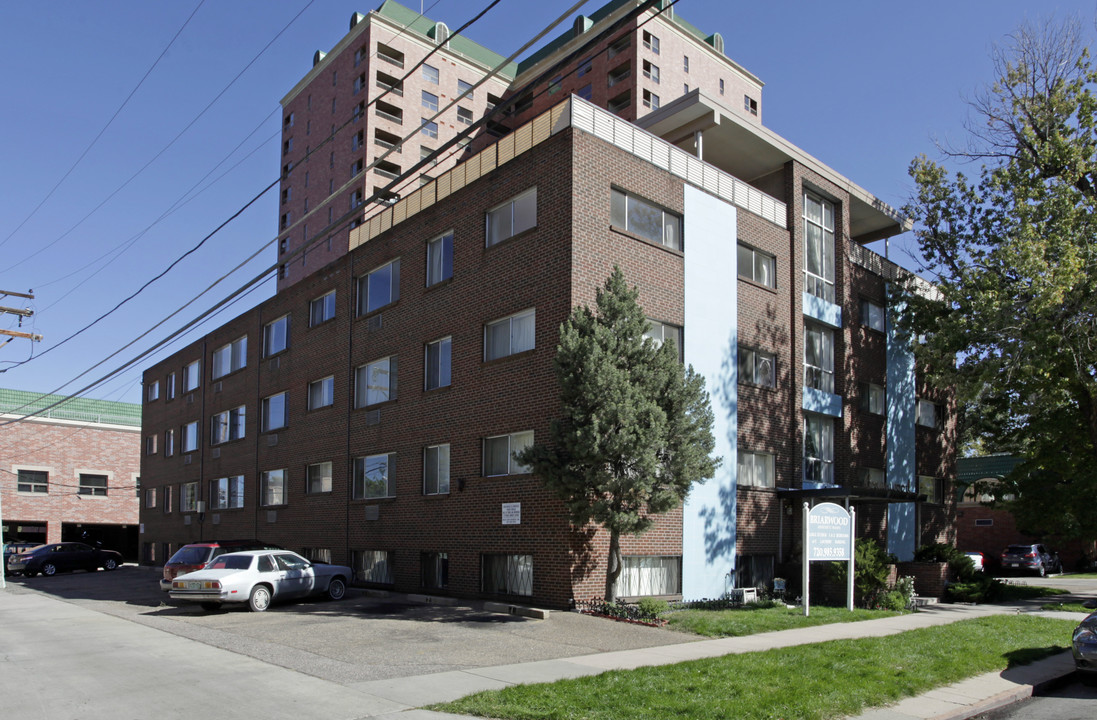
xmin=327 ymin=577 xmax=347 ymax=601
xmin=103 ymin=558 xmax=118 ymax=571
xmin=200 ymin=602 xmax=222 ymax=611
xmin=42 ymin=563 xmax=57 ymax=577
xmin=248 ymin=585 xmax=272 ymax=612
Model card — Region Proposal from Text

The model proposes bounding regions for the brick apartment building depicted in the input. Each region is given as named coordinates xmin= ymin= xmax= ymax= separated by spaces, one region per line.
xmin=138 ymin=1 xmax=955 ymax=607
xmin=1 ymin=389 xmax=141 ymax=559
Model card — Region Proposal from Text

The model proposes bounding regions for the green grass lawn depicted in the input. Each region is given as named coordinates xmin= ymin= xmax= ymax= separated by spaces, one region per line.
xmin=434 ymin=615 xmax=1073 ymax=720
xmin=665 ymin=603 xmax=903 ymax=637
xmin=1041 ymin=601 xmax=1093 ymax=613
xmin=997 ymin=584 xmax=1070 ymax=601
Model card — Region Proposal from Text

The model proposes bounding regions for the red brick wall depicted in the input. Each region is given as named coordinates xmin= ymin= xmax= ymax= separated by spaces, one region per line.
xmin=1 ymin=417 xmax=140 ymax=549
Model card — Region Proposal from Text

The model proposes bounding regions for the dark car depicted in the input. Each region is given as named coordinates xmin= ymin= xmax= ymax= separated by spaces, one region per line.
xmin=999 ymin=543 xmax=1060 ymax=577
xmin=160 ymin=539 xmax=283 ymax=590
xmin=4 ymin=542 xmax=38 ymax=575
xmin=1073 ymin=599 xmax=1097 ymax=680
xmin=13 ymin=542 xmax=124 ymax=577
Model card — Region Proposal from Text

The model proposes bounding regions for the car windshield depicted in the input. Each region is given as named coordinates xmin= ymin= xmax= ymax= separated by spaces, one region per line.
xmin=207 ymin=555 xmax=253 ymax=570
xmin=1006 ymin=545 xmax=1032 ymax=554
xmin=169 ymin=546 xmax=213 ymax=565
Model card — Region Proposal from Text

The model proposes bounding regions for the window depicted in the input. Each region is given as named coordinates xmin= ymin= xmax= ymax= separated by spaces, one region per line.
xmin=485 ymin=309 xmax=535 ymax=360
xmin=611 ymin=189 xmax=681 ymax=249
xmin=744 ymin=95 xmax=758 ymax=116
xmin=17 ymin=469 xmax=48 ymax=494
xmin=421 ymin=145 xmax=437 ymax=166
xmin=350 ymin=189 xmax=364 ymax=208
xmin=483 ymin=431 xmax=534 ymax=476
xmin=146 ymin=488 xmax=156 ymax=509
xmin=377 ymin=42 xmax=404 ymax=67
xmin=738 ymin=451 xmax=775 ymax=488
xmin=456 ymin=106 xmax=473 ymax=125
xmin=184 ymin=360 xmax=201 ymax=391
xmin=182 ymin=421 xmax=198 ymax=453
xmin=261 ymin=392 xmax=287 ymax=432
xmin=683 ymin=55 xmax=689 ymax=73
xmin=642 ymin=60 xmax=659 ymax=83
xmin=577 ymin=83 xmax=593 ymax=101
xmin=719 ymin=78 xmax=725 ymax=95
xmin=457 ymin=79 xmax=474 ymax=98
xmin=577 ymin=57 xmax=592 ymax=77
xmin=738 ymin=244 xmax=776 ymax=288
xmin=165 ymin=428 xmax=175 ymax=457
xmin=310 ymin=291 xmax=335 ymax=326
xmin=354 ymin=550 xmax=394 ymax=584
xmin=212 ymin=337 xmax=247 ymax=379
xmin=308 ymin=376 xmax=334 ymax=410
xmin=259 ymin=467 xmax=285 ymax=507
xmin=211 ymin=405 xmax=246 ymax=445
xmin=425 ymin=337 xmax=452 ymax=390
xmin=861 ymin=299 xmax=886 ymax=332
xmin=354 ymin=73 xmax=366 ymax=94
xmin=263 ymin=316 xmax=289 ymax=357
xmin=917 ymin=399 xmax=939 ymax=428
xmin=284 ymin=112 xmax=294 ymax=129
xmin=548 ymin=75 xmax=562 ymax=94
xmin=426 ymin=232 xmax=453 ymax=286
xmin=642 ymin=90 xmax=660 ymax=110
xmin=643 ymin=30 xmax=660 ymax=54
xmin=424 ymin=444 xmax=450 ymax=494
xmin=283 ymin=138 xmax=292 ymax=156
xmin=614 ymin=556 xmax=681 ymax=597
xmin=804 ymin=324 xmax=834 ymax=393
xmin=210 ymin=476 xmax=244 ymax=510
xmin=79 ymin=473 xmax=108 ymax=497
xmin=353 ymin=453 xmax=395 ymax=499
xmin=421 ymin=552 xmax=448 ymax=589
xmin=739 ymin=347 xmax=776 ymax=388
xmin=147 ymin=380 xmax=159 ymax=402
xmin=423 ymin=63 xmax=439 ymax=84
xmin=645 ymin=320 xmax=682 ymax=359
xmin=482 ymin=554 xmax=533 ymax=596
xmin=486 ymin=188 xmax=537 ymax=246
xmin=421 ymin=90 xmax=439 ymax=112
xmin=146 ymin=435 xmax=158 ymax=455
xmin=181 ymin=482 xmax=198 ymax=512
xmin=804 ymin=192 xmax=836 ymax=302
xmin=351 ymin=158 xmax=364 ymax=177
xmin=163 ymin=486 xmax=172 ymax=514
xmin=167 ymin=372 xmax=176 ymax=400
xmin=862 ymin=383 xmax=885 ymax=415
xmin=804 ymin=414 xmax=834 ymax=485
xmin=357 ymin=259 xmax=400 ymax=314
xmin=356 ymin=356 xmax=397 ymax=407
xmin=858 ymin=467 xmax=886 ymax=489
xmin=919 ymin=475 xmax=944 ymax=504
xmin=280 ymin=212 xmax=291 ymax=230
xmin=608 ymin=34 xmax=630 ymax=59
xmin=307 ymin=461 xmax=332 ymax=494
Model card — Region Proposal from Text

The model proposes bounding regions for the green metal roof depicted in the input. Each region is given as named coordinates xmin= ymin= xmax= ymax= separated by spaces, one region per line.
xmin=0 ymin=388 xmax=141 ymax=427
xmin=957 ymin=455 xmax=1022 ymax=484
xmin=375 ymin=1 xmax=517 ymax=78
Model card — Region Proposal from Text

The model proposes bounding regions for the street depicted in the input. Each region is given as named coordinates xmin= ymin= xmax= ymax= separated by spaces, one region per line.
xmin=973 ymin=679 xmax=1097 ymax=720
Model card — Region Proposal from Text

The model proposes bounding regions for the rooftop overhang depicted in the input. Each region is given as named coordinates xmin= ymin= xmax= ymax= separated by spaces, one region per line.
xmin=637 ymin=89 xmax=909 ymax=243
xmin=777 ymin=486 xmax=924 ymax=505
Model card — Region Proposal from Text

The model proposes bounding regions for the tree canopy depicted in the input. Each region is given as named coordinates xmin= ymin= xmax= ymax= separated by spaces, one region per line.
xmin=901 ymin=19 xmax=1097 ymax=543
xmin=516 ymin=267 xmax=720 ymax=601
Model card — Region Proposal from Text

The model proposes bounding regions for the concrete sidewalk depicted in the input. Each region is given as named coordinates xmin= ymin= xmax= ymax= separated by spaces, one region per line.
xmin=346 ymin=602 xmax=1086 ymax=720
xmin=1 ymin=584 xmax=1088 ymax=720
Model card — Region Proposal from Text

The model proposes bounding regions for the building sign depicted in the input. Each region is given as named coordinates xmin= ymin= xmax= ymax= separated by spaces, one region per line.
xmin=806 ymin=502 xmax=853 ymax=561
xmin=501 ymin=502 xmax=521 ymax=525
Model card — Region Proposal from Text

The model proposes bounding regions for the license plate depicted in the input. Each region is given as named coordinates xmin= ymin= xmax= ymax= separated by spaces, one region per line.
xmin=187 ymin=581 xmax=202 ymax=589
xmin=1010 ymin=563 xmax=1019 ymax=568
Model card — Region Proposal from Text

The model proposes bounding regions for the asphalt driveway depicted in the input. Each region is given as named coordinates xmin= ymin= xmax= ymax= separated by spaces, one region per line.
xmin=2 ymin=565 xmax=697 ymax=684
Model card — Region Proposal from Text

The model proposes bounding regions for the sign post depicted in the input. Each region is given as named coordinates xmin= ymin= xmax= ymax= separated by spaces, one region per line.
xmin=803 ymin=502 xmax=856 ymax=616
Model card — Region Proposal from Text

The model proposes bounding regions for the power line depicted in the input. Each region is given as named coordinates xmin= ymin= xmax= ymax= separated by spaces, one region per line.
xmin=0 ymin=0 xmax=208 ymax=251
xmin=1 ymin=0 xmax=317 ymax=277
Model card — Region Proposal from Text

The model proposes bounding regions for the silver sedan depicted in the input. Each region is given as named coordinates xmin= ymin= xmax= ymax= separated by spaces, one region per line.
xmin=169 ymin=550 xmax=352 ymax=612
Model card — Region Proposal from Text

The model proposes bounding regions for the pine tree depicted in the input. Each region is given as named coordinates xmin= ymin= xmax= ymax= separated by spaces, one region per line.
xmin=516 ymin=267 xmax=720 ymax=602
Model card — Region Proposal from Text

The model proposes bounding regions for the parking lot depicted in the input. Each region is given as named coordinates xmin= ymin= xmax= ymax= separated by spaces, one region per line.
xmin=2 ymin=564 xmax=697 ymax=685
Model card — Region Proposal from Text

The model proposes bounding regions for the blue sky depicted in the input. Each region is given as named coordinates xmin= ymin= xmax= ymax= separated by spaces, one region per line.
xmin=1 ymin=0 xmax=1093 ymax=405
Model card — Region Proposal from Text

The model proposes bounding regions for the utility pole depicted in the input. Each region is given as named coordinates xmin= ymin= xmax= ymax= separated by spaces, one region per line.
xmin=0 ymin=290 xmax=42 ymax=343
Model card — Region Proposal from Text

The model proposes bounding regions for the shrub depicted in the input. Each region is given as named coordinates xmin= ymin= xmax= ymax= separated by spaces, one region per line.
xmin=945 ymin=576 xmax=1004 ymax=603
xmin=637 ymin=597 xmax=670 ymax=619
xmin=830 ymin=539 xmax=895 ymax=609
